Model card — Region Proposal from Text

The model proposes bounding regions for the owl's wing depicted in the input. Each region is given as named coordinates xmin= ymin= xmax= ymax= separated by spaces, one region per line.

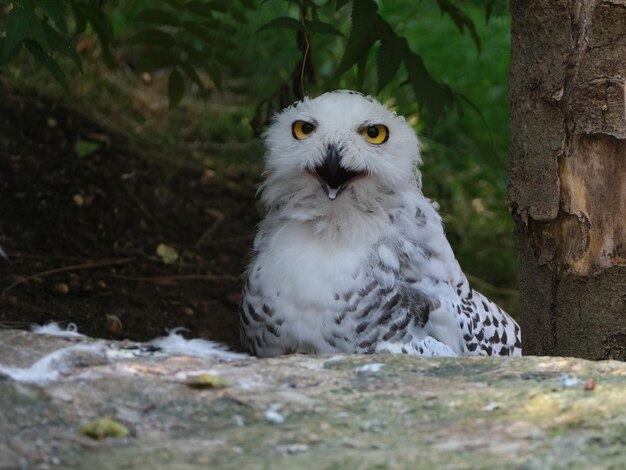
xmin=239 ymin=273 xmax=282 ymax=357
xmin=457 ymin=288 xmax=522 ymax=356
xmin=343 ymin=278 xmax=460 ymax=356
xmin=363 ymin=281 xmax=521 ymax=357
xmin=422 ymin=281 xmax=522 ymax=356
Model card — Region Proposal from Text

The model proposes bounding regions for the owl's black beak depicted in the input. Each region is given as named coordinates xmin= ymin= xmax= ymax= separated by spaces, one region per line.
xmin=312 ymin=144 xmax=365 ymax=200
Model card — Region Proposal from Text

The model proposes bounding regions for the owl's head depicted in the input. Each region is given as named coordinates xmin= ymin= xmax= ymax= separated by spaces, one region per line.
xmin=261 ymin=90 xmax=421 ymax=215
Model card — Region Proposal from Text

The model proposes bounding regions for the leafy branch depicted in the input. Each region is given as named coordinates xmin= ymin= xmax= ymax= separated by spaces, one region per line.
xmin=0 ymin=0 xmax=502 ymax=122
xmin=0 ymin=0 xmax=83 ymax=90
xmin=256 ymin=0 xmax=491 ymax=125
xmin=127 ymin=0 xmax=255 ymax=107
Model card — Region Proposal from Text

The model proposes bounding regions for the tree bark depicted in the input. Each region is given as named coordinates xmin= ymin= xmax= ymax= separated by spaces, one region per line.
xmin=509 ymin=0 xmax=626 ymax=359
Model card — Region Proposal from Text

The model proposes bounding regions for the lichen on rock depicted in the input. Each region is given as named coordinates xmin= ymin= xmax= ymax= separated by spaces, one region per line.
xmin=1 ymin=329 xmax=625 ymax=469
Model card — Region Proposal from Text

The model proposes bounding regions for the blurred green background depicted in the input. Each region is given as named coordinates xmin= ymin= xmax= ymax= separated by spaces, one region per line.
xmin=2 ymin=0 xmax=517 ymax=316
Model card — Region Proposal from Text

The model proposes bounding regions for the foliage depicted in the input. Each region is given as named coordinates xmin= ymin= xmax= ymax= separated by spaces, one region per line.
xmin=0 ymin=0 xmax=82 ymax=90
xmin=250 ymin=0 xmax=506 ymax=126
xmin=0 ymin=0 xmax=504 ymax=121
xmin=407 ymin=4 xmax=516 ymax=310
xmin=0 ymin=0 xmax=254 ymax=107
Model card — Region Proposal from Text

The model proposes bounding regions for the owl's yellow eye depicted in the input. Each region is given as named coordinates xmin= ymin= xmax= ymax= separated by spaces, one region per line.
xmin=361 ymin=124 xmax=389 ymax=145
xmin=292 ymin=120 xmax=316 ymax=140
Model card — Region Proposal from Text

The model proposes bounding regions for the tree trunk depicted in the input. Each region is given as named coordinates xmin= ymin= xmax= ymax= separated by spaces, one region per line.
xmin=509 ymin=0 xmax=626 ymax=359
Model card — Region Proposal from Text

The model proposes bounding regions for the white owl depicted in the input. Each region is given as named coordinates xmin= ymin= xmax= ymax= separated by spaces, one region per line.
xmin=240 ymin=90 xmax=521 ymax=358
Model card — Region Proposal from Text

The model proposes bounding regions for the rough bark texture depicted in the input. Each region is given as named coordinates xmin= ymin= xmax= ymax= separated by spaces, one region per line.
xmin=509 ymin=0 xmax=626 ymax=359
xmin=2 ymin=330 xmax=626 ymax=469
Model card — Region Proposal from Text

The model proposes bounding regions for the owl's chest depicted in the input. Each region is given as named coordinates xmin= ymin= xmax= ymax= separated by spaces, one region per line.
xmin=253 ymin=224 xmax=373 ymax=315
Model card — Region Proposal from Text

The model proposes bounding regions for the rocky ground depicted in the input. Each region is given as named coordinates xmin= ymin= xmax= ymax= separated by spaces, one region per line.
xmin=1 ymin=329 xmax=625 ymax=469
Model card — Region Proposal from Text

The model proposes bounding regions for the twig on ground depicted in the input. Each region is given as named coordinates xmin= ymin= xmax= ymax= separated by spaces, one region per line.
xmin=1 ymin=257 xmax=136 ymax=296
xmin=201 ymin=234 xmax=254 ymax=246
xmin=196 ymin=209 xmax=225 ymax=247
xmin=104 ymin=273 xmax=238 ymax=284
xmin=2 ymin=253 xmax=98 ymax=261
xmin=122 ymin=184 xmax=161 ymax=231
xmin=0 ymin=320 xmax=32 ymax=329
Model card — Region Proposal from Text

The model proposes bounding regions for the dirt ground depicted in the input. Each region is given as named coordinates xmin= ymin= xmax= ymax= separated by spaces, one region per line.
xmin=0 ymin=87 xmax=261 ymax=350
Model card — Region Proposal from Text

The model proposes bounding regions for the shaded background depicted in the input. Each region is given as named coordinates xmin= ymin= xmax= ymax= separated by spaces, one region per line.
xmin=0 ymin=1 xmax=515 ymax=348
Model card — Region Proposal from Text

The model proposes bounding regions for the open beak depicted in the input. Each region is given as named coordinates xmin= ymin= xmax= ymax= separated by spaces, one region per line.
xmin=310 ymin=145 xmax=367 ymax=200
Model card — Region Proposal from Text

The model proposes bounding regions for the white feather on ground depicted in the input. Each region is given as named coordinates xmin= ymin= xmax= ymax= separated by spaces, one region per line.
xmin=0 ymin=344 xmax=108 ymax=384
xmin=150 ymin=328 xmax=248 ymax=361
xmin=31 ymin=322 xmax=85 ymax=338
xmin=0 ymin=324 xmax=247 ymax=385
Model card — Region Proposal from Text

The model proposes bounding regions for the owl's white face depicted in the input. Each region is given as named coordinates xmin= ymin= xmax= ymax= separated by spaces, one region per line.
xmin=262 ymin=91 xmax=421 ymax=210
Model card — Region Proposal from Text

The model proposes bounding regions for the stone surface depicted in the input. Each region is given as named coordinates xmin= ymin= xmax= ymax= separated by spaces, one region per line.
xmin=1 ymin=329 xmax=625 ymax=469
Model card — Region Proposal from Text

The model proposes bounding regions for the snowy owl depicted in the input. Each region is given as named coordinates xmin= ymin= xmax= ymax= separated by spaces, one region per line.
xmin=240 ymin=90 xmax=521 ymax=358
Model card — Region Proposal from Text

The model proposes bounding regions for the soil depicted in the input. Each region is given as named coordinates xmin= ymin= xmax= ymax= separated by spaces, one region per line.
xmin=0 ymin=87 xmax=261 ymax=350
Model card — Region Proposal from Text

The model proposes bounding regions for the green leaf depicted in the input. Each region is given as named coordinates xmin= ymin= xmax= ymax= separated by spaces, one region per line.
xmin=178 ymin=41 xmax=202 ymax=61
xmin=205 ymin=63 xmax=222 ymax=89
xmin=212 ymin=35 xmax=237 ymax=50
xmin=213 ymin=49 xmax=237 ymax=68
xmin=69 ymin=0 xmax=87 ymax=35
xmin=162 ymin=0 xmax=186 ymax=8
xmin=77 ymin=4 xmax=116 ymax=66
xmin=179 ymin=61 xmax=205 ymax=90
xmin=135 ymin=8 xmax=181 ymax=26
xmin=456 ymin=92 xmax=487 ymax=125
xmin=185 ymin=0 xmax=229 ymax=14
xmin=403 ymin=49 xmax=454 ymax=123
xmin=43 ymin=22 xmax=83 ymax=71
xmin=257 ymin=16 xmax=303 ymax=33
xmin=0 ymin=38 xmax=21 ymax=65
xmin=185 ymin=1 xmax=218 ymax=17
xmin=181 ymin=21 xmax=212 ymax=42
xmin=74 ymin=139 xmax=101 ymax=158
xmin=128 ymin=29 xmax=177 ymax=47
xmin=349 ymin=0 xmax=379 ymax=39
xmin=204 ymin=19 xmax=236 ymax=35
xmin=206 ymin=0 xmax=230 ymax=13
xmin=23 ymin=39 xmax=69 ymax=91
xmin=337 ymin=28 xmax=377 ymax=75
xmin=436 ymin=0 xmax=481 ymax=52
xmin=3 ymin=7 xmax=30 ymax=59
xmin=38 ymin=0 xmax=68 ymax=33
xmin=239 ymin=0 xmax=256 ymax=9
xmin=376 ymin=33 xmax=402 ymax=92
xmin=194 ymin=17 xmax=221 ymax=30
xmin=481 ymin=0 xmax=507 ymax=22
xmin=337 ymin=0 xmax=379 ymax=74
xmin=135 ymin=50 xmax=177 ymax=72
xmin=168 ymin=68 xmax=185 ymax=108
xmin=230 ymin=7 xmax=247 ymax=23
xmin=305 ymin=20 xmax=343 ymax=36
xmin=311 ymin=7 xmax=320 ymax=22
xmin=28 ymin=12 xmax=49 ymax=52
xmin=336 ymin=0 xmax=351 ymax=10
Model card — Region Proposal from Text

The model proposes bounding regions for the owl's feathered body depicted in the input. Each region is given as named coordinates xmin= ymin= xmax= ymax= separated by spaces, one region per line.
xmin=241 ymin=90 xmax=521 ymax=358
